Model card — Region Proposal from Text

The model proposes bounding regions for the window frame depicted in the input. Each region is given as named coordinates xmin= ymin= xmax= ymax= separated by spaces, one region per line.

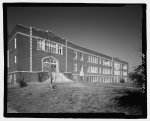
xmin=80 ymin=53 xmax=83 ymax=61
xmin=73 ymin=75 xmax=77 ymax=81
xmin=14 ymin=38 xmax=16 ymax=49
xmin=37 ymin=38 xmax=43 ymax=50
xmin=15 ymin=56 xmax=16 ymax=63
xmin=74 ymin=51 xmax=77 ymax=60
xmin=73 ymin=63 xmax=77 ymax=71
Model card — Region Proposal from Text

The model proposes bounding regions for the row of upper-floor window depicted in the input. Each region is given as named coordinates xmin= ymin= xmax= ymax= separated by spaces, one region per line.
xmin=9 ymin=37 xmax=127 ymax=71
xmin=73 ymin=63 xmax=127 ymax=76
xmin=11 ymin=37 xmax=63 ymax=55
xmin=114 ymin=63 xmax=127 ymax=70
xmin=73 ymin=50 xmax=127 ymax=69
xmin=37 ymin=38 xmax=63 ymax=55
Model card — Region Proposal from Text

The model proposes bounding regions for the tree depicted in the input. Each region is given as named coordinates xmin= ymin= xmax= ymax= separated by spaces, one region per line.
xmin=128 ymin=48 xmax=145 ymax=92
xmin=48 ymin=54 xmax=54 ymax=90
xmin=128 ymin=69 xmax=144 ymax=88
xmin=47 ymin=31 xmax=55 ymax=90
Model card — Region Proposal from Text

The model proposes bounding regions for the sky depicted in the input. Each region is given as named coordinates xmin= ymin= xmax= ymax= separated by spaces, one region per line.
xmin=7 ymin=5 xmax=143 ymax=72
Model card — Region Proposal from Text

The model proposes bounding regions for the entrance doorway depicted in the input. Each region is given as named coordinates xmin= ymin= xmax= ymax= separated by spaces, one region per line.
xmin=42 ymin=56 xmax=59 ymax=73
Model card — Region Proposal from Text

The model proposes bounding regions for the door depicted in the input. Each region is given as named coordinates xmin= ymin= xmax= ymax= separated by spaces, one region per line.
xmin=43 ymin=57 xmax=57 ymax=72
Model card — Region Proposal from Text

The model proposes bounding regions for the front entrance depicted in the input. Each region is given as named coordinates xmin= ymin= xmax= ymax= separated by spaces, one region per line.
xmin=42 ymin=56 xmax=59 ymax=73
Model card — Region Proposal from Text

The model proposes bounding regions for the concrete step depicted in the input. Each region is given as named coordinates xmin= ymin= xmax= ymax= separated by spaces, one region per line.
xmin=52 ymin=72 xmax=73 ymax=83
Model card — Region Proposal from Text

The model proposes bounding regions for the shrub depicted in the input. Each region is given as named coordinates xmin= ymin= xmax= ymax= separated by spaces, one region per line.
xmin=18 ymin=77 xmax=27 ymax=88
xmin=129 ymin=72 xmax=144 ymax=88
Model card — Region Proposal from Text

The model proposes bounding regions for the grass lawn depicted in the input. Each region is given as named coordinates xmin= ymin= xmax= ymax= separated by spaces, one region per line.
xmin=7 ymin=81 xmax=144 ymax=114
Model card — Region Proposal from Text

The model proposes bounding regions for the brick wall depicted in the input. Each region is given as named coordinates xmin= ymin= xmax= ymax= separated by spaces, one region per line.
xmin=17 ymin=34 xmax=30 ymax=71
xmin=32 ymin=37 xmax=66 ymax=72
xmin=8 ymin=24 xmax=129 ymax=84
xmin=8 ymin=35 xmax=18 ymax=72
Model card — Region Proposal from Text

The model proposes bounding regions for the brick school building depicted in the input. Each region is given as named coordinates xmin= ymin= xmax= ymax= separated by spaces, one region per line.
xmin=7 ymin=24 xmax=128 ymax=84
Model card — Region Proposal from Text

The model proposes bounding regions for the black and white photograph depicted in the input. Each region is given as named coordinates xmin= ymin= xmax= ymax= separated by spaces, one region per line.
xmin=3 ymin=2 xmax=147 ymax=119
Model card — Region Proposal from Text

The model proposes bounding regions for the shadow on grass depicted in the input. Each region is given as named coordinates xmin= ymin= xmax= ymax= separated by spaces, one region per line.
xmin=111 ymin=89 xmax=146 ymax=115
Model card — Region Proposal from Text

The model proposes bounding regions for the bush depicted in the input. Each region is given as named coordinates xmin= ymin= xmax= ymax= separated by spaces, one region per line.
xmin=120 ymin=78 xmax=125 ymax=83
xmin=38 ymin=72 xmax=45 ymax=82
xmin=112 ymin=89 xmax=145 ymax=114
xmin=129 ymin=72 xmax=144 ymax=88
xmin=18 ymin=77 xmax=27 ymax=88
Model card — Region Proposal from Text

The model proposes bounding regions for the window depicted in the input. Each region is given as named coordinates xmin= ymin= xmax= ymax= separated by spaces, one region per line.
xmin=74 ymin=51 xmax=77 ymax=60
xmin=103 ymin=59 xmax=111 ymax=66
xmin=123 ymin=64 xmax=127 ymax=70
xmin=95 ymin=57 xmax=98 ymax=64
xmin=37 ymin=38 xmax=63 ymax=55
xmin=37 ymin=38 xmax=43 ymax=50
xmin=87 ymin=66 xmax=90 ymax=73
xmin=73 ymin=63 xmax=77 ymax=71
xmin=7 ymin=50 xmax=9 ymax=67
xmin=90 ymin=66 xmax=92 ymax=73
xmin=114 ymin=70 xmax=120 ymax=75
xmin=99 ymin=67 xmax=101 ymax=74
xmin=45 ymin=40 xmax=49 ymax=51
xmin=92 ymin=67 xmax=94 ymax=73
xmin=114 ymin=63 xmax=120 ymax=70
xmin=91 ymin=56 xmax=93 ymax=63
xmin=87 ymin=55 xmax=99 ymax=64
xmin=50 ymin=42 xmax=56 ymax=53
xmin=73 ymin=76 xmax=77 ymax=81
xmin=99 ymin=77 xmax=103 ymax=82
xmin=42 ymin=39 xmax=45 ymax=50
xmin=123 ymin=71 xmax=127 ymax=76
xmin=89 ymin=66 xmax=98 ymax=73
xmin=105 ymin=77 xmax=111 ymax=83
xmin=58 ymin=44 xmax=63 ymax=55
xmin=95 ymin=67 xmax=97 ymax=73
xmin=80 ymin=53 xmax=83 ymax=61
xmin=80 ymin=65 xmax=84 ymax=72
xmin=14 ymin=38 xmax=16 ymax=49
xmin=88 ymin=55 xmax=90 ymax=62
xmin=99 ymin=58 xmax=101 ymax=64
xmin=15 ymin=56 xmax=16 ymax=63
xmin=96 ymin=67 xmax=98 ymax=73
xmin=87 ymin=76 xmax=98 ymax=82
xmin=93 ymin=57 xmax=95 ymax=63
xmin=103 ymin=68 xmax=111 ymax=74
xmin=37 ymin=38 xmax=45 ymax=50
xmin=111 ymin=69 xmax=113 ymax=75
xmin=107 ymin=69 xmax=111 ymax=74
xmin=114 ymin=77 xmax=119 ymax=83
